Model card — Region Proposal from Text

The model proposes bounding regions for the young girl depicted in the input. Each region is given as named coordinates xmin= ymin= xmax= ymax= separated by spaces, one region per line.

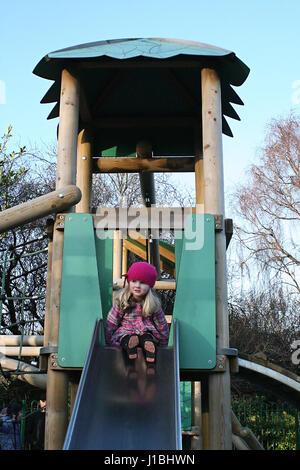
xmin=105 ymin=262 xmax=169 ymax=363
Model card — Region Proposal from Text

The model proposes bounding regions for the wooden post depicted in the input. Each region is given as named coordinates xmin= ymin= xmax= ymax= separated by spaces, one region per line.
xmin=55 ymin=70 xmax=80 ymax=189
xmin=76 ymin=128 xmax=93 ymax=213
xmin=45 ymin=68 xmax=80 ymax=450
xmin=113 ymin=230 xmax=122 ymax=280
xmin=190 ymin=381 xmax=202 ymax=450
xmin=122 ymin=244 xmax=128 ymax=274
xmin=194 ymin=127 xmax=204 ymax=208
xmin=201 ymin=68 xmax=232 ymax=449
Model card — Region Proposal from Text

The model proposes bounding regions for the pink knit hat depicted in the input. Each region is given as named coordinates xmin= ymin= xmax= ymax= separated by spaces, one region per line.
xmin=123 ymin=262 xmax=157 ymax=288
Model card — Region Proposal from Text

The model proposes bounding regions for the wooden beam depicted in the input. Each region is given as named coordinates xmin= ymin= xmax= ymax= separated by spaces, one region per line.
xmin=93 ymin=207 xmax=197 ymax=230
xmin=123 ymin=239 xmax=175 ymax=277
xmin=123 ymin=239 xmax=145 ymax=260
xmin=0 ymin=347 xmax=41 ymax=356
xmin=94 ymin=156 xmax=194 ymax=173
xmin=60 ymin=207 xmax=201 ymax=231
xmin=0 ymin=335 xmax=44 ymax=346
xmin=0 ymin=185 xmax=81 ymax=234
xmin=113 ymin=278 xmax=176 ymax=290
xmin=0 ymin=355 xmax=46 ymax=389
xmin=128 ymin=231 xmax=175 ymax=264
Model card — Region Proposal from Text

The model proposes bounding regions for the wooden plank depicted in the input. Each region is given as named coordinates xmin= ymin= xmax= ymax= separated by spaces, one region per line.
xmin=0 ymin=347 xmax=41 ymax=356
xmin=94 ymin=156 xmax=194 ymax=173
xmin=123 ymin=238 xmax=175 ymax=277
xmin=93 ymin=207 xmax=198 ymax=230
xmin=123 ymin=239 xmax=146 ymax=260
xmin=0 ymin=335 xmax=44 ymax=346
xmin=127 ymin=231 xmax=175 ymax=263
xmin=113 ymin=278 xmax=176 ymax=291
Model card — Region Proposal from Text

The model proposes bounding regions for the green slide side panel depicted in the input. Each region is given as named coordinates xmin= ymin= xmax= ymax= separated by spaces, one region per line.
xmin=58 ymin=214 xmax=103 ymax=367
xmin=173 ymin=214 xmax=216 ymax=370
xmin=94 ymin=229 xmax=114 ymax=342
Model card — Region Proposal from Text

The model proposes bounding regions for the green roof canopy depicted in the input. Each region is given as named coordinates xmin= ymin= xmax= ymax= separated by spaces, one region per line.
xmin=33 ymin=38 xmax=250 ymax=155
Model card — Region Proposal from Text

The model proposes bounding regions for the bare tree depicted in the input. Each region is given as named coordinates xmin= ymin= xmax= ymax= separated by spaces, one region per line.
xmin=92 ymin=172 xmax=194 ymax=209
xmin=0 ymin=129 xmax=53 ymax=335
xmin=231 ymin=114 xmax=300 ymax=294
xmin=229 ymin=284 xmax=300 ymax=373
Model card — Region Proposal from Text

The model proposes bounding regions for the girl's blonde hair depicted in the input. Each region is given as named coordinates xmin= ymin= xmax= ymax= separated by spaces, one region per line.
xmin=115 ymin=284 xmax=161 ymax=318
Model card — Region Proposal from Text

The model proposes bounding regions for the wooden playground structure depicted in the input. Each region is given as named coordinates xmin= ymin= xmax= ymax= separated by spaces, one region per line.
xmin=0 ymin=38 xmax=256 ymax=450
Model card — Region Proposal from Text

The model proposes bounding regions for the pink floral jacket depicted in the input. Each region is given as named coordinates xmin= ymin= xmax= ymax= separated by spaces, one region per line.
xmin=105 ymin=302 xmax=169 ymax=347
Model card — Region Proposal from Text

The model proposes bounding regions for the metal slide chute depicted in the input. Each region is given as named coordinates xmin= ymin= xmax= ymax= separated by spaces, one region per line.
xmin=63 ymin=319 xmax=181 ymax=450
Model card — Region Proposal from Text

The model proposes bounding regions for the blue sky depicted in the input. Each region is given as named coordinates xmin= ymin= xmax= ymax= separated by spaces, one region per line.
xmin=1 ymin=0 xmax=299 ymax=199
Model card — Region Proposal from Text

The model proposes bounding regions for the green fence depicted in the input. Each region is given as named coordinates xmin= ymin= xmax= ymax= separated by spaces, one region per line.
xmin=232 ymin=397 xmax=299 ymax=450
xmin=2 ymin=391 xmax=298 ymax=450
xmin=180 ymin=388 xmax=299 ymax=450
